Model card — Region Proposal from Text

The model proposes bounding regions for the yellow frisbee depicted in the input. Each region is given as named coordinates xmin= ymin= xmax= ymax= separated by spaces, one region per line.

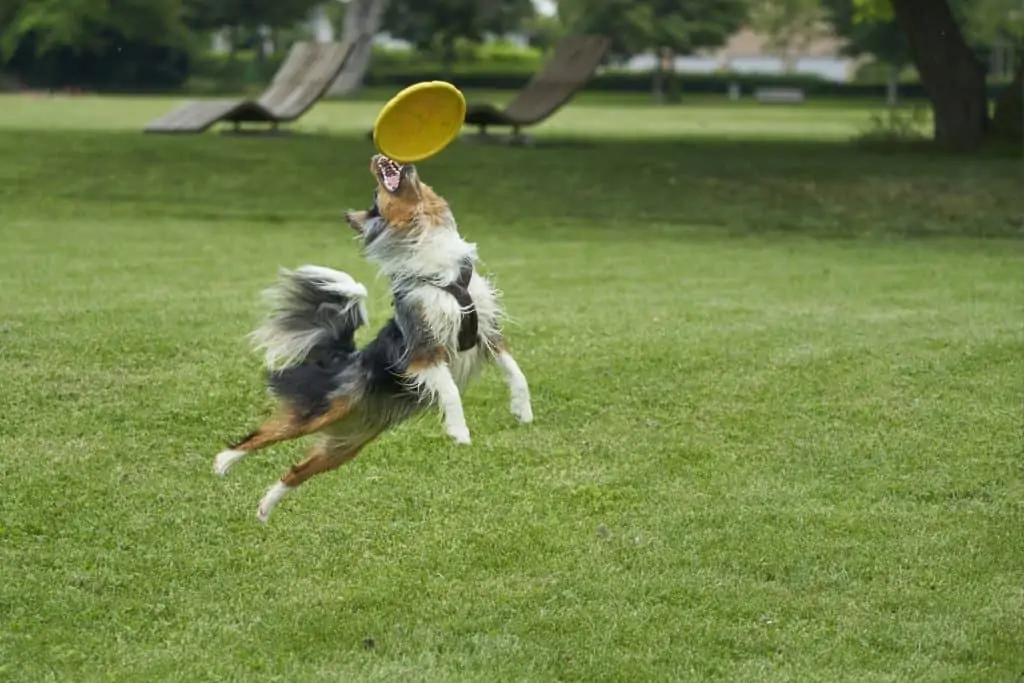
xmin=372 ymin=81 xmax=466 ymax=164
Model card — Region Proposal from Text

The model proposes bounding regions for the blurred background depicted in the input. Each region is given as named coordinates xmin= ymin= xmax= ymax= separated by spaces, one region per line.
xmin=0 ymin=0 xmax=1021 ymax=146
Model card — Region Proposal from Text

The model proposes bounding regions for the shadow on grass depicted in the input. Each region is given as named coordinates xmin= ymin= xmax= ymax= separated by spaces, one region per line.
xmin=1 ymin=130 xmax=1020 ymax=242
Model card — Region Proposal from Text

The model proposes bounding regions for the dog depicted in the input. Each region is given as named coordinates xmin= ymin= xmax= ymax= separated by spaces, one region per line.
xmin=212 ymin=154 xmax=534 ymax=522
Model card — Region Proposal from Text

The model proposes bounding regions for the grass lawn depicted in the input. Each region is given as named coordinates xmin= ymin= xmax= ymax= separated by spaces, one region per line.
xmin=0 ymin=90 xmax=925 ymax=140
xmin=0 ymin=96 xmax=1022 ymax=682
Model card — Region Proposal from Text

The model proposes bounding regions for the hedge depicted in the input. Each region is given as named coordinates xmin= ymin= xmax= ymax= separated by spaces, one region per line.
xmin=186 ymin=51 xmax=1012 ymax=100
xmin=363 ymin=67 xmax=1014 ymax=100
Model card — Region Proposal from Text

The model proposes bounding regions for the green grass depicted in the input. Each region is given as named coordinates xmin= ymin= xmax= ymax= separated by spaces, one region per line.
xmin=0 ymin=97 xmax=1022 ymax=683
xmin=0 ymin=91 xmax=925 ymax=140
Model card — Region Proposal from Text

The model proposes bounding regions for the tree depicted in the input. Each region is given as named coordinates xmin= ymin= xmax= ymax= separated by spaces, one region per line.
xmin=822 ymin=0 xmax=911 ymax=104
xmin=748 ymin=0 xmax=826 ymax=73
xmin=1 ymin=0 xmax=192 ymax=61
xmin=835 ymin=0 xmax=998 ymax=147
xmin=382 ymin=0 xmax=535 ymax=72
xmin=328 ymin=0 xmax=391 ymax=96
xmin=558 ymin=0 xmax=749 ymax=101
xmin=0 ymin=0 xmax=195 ymax=89
xmin=962 ymin=0 xmax=1024 ymax=51
xmin=182 ymin=0 xmax=324 ymax=62
xmin=891 ymin=0 xmax=991 ymax=147
xmin=522 ymin=13 xmax=566 ymax=52
xmin=971 ymin=0 xmax=1024 ymax=143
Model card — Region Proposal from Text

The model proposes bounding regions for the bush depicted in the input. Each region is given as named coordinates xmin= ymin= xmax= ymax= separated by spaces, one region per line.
xmin=182 ymin=47 xmax=1015 ymax=100
xmin=364 ymin=66 xmax=1012 ymax=100
xmin=189 ymin=50 xmax=288 ymax=94
xmin=6 ymin=32 xmax=193 ymax=92
xmin=368 ymin=42 xmax=543 ymax=70
xmin=852 ymin=60 xmax=920 ymax=84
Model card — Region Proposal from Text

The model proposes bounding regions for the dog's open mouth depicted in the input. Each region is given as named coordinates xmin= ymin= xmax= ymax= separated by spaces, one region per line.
xmin=376 ymin=155 xmax=404 ymax=193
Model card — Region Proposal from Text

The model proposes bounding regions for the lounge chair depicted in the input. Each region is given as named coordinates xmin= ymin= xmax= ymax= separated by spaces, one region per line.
xmin=462 ymin=35 xmax=611 ymax=143
xmin=144 ymin=40 xmax=356 ymax=135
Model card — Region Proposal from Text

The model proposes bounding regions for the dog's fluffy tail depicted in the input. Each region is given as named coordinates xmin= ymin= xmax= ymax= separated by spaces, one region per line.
xmin=250 ymin=265 xmax=369 ymax=370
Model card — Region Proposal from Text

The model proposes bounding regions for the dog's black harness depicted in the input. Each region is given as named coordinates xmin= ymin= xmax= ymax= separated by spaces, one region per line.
xmin=441 ymin=258 xmax=479 ymax=352
xmin=391 ymin=258 xmax=478 ymax=353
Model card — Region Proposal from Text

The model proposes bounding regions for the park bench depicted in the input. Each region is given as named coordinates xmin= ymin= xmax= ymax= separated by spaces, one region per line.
xmin=754 ymin=87 xmax=807 ymax=104
xmin=144 ymin=40 xmax=357 ymax=135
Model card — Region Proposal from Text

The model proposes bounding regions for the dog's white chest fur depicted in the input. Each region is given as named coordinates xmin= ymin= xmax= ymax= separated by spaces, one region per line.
xmin=403 ymin=270 xmax=502 ymax=387
xmin=372 ymin=227 xmax=504 ymax=372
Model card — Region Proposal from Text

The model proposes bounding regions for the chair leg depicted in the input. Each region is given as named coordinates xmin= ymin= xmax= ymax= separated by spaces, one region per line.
xmin=509 ymin=125 xmax=533 ymax=147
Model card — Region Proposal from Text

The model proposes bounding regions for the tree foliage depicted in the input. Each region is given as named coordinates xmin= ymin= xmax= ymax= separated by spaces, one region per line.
xmin=557 ymin=0 xmax=749 ymax=60
xmin=748 ymin=0 xmax=826 ymax=69
xmin=961 ymin=0 xmax=1024 ymax=48
xmin=1 ymin=0 xmax=191 ymax=61
xmin=821 ymin=0 xmax=909 ymax=67
xmin=826 ymin=0 xmax=1024 ymax=63
xmin=382 ymin=0 xmax=535 ymax=67
xmin=181 ymin=0 xmax=324 ymax=32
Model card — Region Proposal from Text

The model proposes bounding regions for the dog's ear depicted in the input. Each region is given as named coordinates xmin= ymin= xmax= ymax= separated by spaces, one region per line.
xmin=345 ymin=210 xmax=368 ymax=231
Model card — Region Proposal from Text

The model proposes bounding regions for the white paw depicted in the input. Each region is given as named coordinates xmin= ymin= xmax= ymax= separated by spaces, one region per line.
xmin=256 ymin=499 xmax=273 ymax=523
xmin=447 ymin=426 xmax=472 ymax=445
xmin=256 ymin=482 xmax=290 ymax=523
xmin=511 ymin=400 xmax=534 ymax=424
xmin=213 ymin=449 xmax=245 ymax=476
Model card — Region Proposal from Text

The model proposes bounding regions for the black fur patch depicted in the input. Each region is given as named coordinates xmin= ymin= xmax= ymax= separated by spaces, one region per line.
xmin=267 ymin=351 xmax=354 ymax=420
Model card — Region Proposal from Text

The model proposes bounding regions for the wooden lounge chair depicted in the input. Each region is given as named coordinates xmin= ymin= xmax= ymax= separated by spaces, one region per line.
xmin=462 ymin=35 xmax=611 ymax=144
xmin=144 ymin=41 xmax=355 ymax=135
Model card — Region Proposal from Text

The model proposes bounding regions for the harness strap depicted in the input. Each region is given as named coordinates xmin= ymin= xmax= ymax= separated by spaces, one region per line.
xmin=441 ymin=259 xmax=478 ymax=352
xmin=392 ymin=259 xmax=479 ymax=352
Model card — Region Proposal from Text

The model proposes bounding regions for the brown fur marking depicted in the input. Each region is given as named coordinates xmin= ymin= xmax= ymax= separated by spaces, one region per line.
xmin=280 ymin=431 xmax=380 ymax=488
xmin=406 ymin=345 xmax=447 ymax=374
xmin=232 ymin=397 xmax=354 ymax=454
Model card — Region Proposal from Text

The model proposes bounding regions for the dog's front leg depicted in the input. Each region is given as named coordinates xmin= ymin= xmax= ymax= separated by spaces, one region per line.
xmin=408 ymin=362 xmax=471 ymax=445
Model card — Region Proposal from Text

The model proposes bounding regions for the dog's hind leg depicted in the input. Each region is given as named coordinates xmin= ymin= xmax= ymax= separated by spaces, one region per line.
xmin=213 ymin=398 xmax=353 ymax=476
xmin=256 ymin=428 xmax=379 ymax=523
xmin=490 ymin=340 xmax=533 ymax=424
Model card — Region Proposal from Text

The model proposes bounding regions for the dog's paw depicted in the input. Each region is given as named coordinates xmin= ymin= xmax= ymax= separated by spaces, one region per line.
xmin=447 ymin=426 xmax=472 ymax=445
xmin=213 ymin=449 xmax=245 ymax=476
xmin=256 ymin=482 xmax=290 ymax=523
xmin=344 ymin=210 xmax=366 ymax=232
xmin=511 ymin=400 xmax=534 ymax=425
xmin=256 ymin=499 xmax=272 ymax=524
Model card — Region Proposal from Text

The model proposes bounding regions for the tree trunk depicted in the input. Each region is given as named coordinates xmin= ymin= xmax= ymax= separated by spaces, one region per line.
xmin=885 ymin=63 xmax=900 ymax=107
xmin=255 ymin=27 xmax=266 ymax=75
xmin=890 ymin=0 xmax=988 ymax=149
xmin=328 ymin=0 xmax=390 ymax=96
xmin=651 ymin=48 xmax=665 ymax=104
xmin=440 ymin=34 xmax=457 ymax=77
xmin=991 ymin=66 xmax=1023 ymax=145
xmin=663 ymin=46 xmax=680 ymax=104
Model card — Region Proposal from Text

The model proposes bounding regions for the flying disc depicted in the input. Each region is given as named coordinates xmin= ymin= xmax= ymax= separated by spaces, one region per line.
xmin=372 ymin=81 xmax=466 ymax=164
